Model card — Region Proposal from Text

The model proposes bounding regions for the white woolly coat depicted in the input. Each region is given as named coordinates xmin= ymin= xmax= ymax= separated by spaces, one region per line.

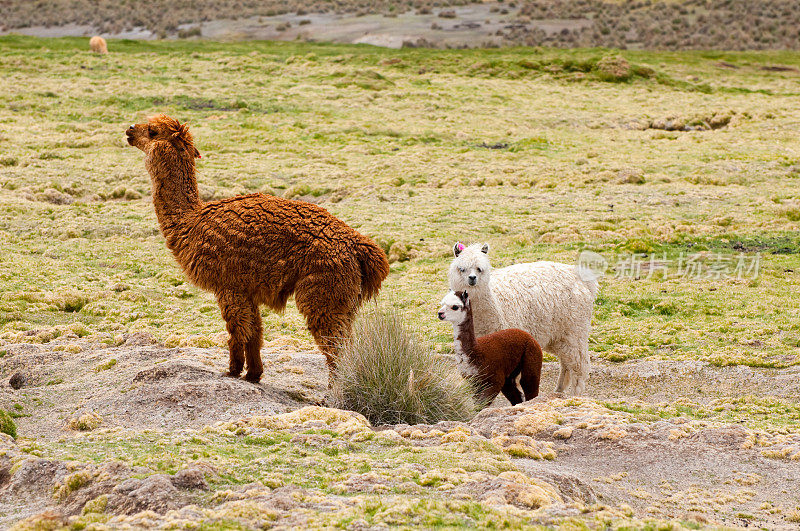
xmin=470 ymin=262 xmax=597 ymax=345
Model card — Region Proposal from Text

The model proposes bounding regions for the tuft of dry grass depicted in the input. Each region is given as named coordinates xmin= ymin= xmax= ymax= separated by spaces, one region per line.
xmin=330 ymin=307 xmax=479 ymax=425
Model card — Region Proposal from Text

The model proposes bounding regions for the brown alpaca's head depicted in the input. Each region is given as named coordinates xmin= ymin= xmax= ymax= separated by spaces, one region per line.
xmin=125 ymin=115 xmax=201 ymax=159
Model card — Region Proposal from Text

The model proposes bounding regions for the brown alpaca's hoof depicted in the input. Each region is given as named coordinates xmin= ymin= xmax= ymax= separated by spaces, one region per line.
xmin=225 ymin=370 xmax=242 ymax=378
xmin=242 ymin=372 xmax=262 ymax=384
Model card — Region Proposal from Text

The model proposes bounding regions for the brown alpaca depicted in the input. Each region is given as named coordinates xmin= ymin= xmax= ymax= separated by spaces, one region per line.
xmin=438 ymin=290 xmax=542 ymax=407
xmin=89 ymin=36 xmax=108 ymax=54
xmin=126 ymin=115 xmax=389 ymax=383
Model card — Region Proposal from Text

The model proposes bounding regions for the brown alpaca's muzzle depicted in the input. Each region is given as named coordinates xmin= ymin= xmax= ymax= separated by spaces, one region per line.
xmin=125 ymin=125 xmax=135 ymax=146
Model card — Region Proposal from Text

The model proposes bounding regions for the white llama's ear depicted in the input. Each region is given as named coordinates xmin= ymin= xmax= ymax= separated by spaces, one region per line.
xmin=481 ymin=243 xmax=489 ymax=254
xmin=453 ymin=242 xmax=464 ymax=257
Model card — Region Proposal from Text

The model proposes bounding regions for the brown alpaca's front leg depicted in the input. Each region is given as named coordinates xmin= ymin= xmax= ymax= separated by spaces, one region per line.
xmin=218 ymin=293 xmax=261 ymax=382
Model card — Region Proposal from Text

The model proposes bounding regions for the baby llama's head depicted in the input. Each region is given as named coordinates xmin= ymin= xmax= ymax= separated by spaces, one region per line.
xmin=437 ymin=290 xmax=470 ymax=324
xmin=448 ymin=242 xmax=492 ymax=292
xmin=126 ymin=114 xmax=201 ymax=159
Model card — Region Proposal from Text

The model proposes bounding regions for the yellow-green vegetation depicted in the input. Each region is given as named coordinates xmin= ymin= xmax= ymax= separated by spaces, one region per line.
xmin=4 ymin=35 xmax=800 ymax=528
xmin=1 ymin=36 xmax=799 ymax=370
xmin=331 ymin=307 xmax=478 ymax=425
xmin=0 ymin=409 xmax=17 ymax=438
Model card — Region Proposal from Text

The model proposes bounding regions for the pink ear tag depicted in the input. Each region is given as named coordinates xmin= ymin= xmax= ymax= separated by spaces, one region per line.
xmin=456 ymin=243 xmax=465 ymax=251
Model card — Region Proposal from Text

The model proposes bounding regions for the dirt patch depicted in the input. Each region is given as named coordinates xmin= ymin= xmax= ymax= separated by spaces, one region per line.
xmin=2 ymin=342 xmax=800 ymax=528
xmin=0 ymin=339 xmax=326 ymax=439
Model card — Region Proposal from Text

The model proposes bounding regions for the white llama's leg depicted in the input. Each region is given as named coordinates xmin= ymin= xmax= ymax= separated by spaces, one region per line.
xmin=551 ymin=337 xmax=585 ymax=395
xmin=554 ymin=354 xmax=570 ymax=394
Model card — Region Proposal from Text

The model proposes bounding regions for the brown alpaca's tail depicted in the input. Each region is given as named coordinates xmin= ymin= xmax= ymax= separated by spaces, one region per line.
xmin=356 ymin=239 xmax=390 ymax=303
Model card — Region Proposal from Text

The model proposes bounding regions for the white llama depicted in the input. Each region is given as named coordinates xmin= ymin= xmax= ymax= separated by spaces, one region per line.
xmin=448 ymin=242 xmax=598 ymax=395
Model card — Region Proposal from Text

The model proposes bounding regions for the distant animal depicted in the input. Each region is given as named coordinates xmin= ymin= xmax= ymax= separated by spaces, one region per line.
xmin=448 ymin=242 xmax=598 ymax=395
xmin=438 ymin=290 xmax=542 ymax=407
xmin=89 ymin=36 xmax=108 ymax=54
xmin=126 ymin=115 xmax=389 ymax=383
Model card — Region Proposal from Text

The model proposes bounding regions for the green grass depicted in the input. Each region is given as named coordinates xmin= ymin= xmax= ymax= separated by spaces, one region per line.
xmin=0 ymin=35 xmax=799 ymax=372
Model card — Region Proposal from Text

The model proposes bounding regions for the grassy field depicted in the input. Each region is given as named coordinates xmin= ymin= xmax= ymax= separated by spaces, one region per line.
xmin=1 ymin=35 xmax=799 ymax=371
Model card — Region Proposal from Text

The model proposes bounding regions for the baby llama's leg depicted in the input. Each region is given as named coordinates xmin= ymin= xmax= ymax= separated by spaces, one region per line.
xmin=479 ymin=383 xmax=503 ymax=409
xmin=218 ymin=292 xmax=257 ymax=380
xmin=519 ymin=346 xmax=542 ymax=401
xmin=500 ymin=370 xmax=524 ymax=405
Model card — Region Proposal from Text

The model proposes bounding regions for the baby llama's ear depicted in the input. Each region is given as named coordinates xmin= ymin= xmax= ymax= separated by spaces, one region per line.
xmin=481 ymin=243 xmax=489 ymax=254
xmin=453 ymin=242 xmax=465 ymax=257
xmin=460 ymin=291 xmax=469 ymax=303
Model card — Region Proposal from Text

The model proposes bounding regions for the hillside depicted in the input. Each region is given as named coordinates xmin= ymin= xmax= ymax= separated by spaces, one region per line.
xmin=1 ymin=1 xmax=799 ymax=50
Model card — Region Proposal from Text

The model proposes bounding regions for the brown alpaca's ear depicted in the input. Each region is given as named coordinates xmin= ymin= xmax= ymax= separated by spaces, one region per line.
xmin=193 ymin=147 xmax=201 ymax=158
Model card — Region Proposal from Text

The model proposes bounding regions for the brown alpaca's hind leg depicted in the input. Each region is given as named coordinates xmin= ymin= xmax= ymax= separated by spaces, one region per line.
xmin=306 ymin=312 xmax=354 ymax=383
xmin=218 ymin=293 xmax=262 ymax=382
xmin=243 ymin=309 xmax=264 ymax=383
xmin=295 ymin=275 xmax=359 ymax=383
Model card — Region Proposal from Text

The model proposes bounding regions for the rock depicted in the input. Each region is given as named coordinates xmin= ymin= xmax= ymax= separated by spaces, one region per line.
xmin=617 ymin=168 xmax=645 ymax=184
xmin=696 ymin=425 xmax=749 ymax=449
xmin=108 ymin=474 xmax=180 ymax=515
xmin=123 ymin=332 xmax=158 ymax=346
xmin=38 ymin=188 xmax=74 ymax=205
xmin=171 ymin=467 xmax=209 ymax=490
xmin=5 ymin=458 xmax=68 ymax=497
xmin=0 ymin=456 xmax=11 ymax=487
xmin=9 ymin=372 xmax=25 ymax=389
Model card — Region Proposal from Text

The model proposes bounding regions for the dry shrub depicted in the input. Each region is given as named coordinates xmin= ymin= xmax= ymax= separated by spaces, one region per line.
xmin=596 ymin=54 xmax=632 ymax=82
xmin=0 ymin=410 xmax=17 ymax=438
xmin=330 ymin=307 xmax=478 ymax=425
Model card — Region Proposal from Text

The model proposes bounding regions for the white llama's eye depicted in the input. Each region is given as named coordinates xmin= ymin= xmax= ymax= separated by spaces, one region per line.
xmin=458 ymin=267 xmax=466 ymax=273
xmin=477 ymin=268 xmax=482 ymax=273
xmin=451 ymin=305 xmax=459 ymax=310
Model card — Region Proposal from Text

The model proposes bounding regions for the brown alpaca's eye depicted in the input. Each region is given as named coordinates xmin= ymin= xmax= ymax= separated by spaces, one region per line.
xmin=451 ymin=305 xmax=459 ymax=310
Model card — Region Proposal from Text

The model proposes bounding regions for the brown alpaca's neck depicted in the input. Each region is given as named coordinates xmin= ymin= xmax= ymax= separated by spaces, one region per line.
xmin=454 ymin=304 xmax=479 ymax=360
xmin=146 ymin=142 xmax=200 ymax=235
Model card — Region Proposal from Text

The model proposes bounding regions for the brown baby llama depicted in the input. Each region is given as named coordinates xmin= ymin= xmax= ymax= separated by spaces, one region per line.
xmin=126 ymin=115 xmax=389 ymax=383
xmin=438 ymin=290 xmax=542 ymax=407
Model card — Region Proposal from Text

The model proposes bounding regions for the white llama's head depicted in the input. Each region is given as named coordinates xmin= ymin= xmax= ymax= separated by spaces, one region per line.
xmin=448 ymin=242 xmax=491 ymax=291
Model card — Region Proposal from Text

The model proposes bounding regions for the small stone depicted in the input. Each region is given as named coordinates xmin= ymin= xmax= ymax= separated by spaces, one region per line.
xmin=171 ymin=467 xmax=208 ymax=490
xmin=9 ymin=372 xmax=26 ymax=390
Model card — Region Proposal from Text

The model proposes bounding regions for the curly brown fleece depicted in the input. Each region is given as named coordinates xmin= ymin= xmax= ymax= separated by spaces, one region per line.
xmin=126 ymin=115 xmax=389 ymax=383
